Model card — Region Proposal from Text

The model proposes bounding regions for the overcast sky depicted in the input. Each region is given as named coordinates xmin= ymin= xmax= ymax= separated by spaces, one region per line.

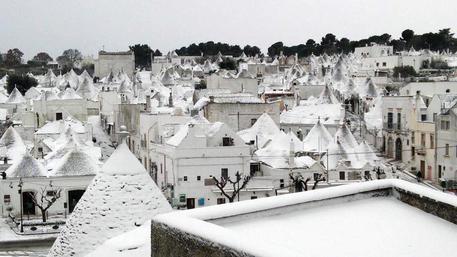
xmin=1 ymin=0 xmax=457 ymax=60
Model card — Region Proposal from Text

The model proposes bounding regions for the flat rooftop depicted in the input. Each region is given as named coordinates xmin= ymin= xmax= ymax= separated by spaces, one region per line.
xmin=223 ymin=197 xmax=456 ymax=257
xmin=152 ymin=180 xmax=457 ymax=257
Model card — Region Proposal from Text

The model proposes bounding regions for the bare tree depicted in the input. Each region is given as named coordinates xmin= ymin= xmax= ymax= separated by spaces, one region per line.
xmin=212 ymin=171 xmax=251 ymax=203
xmin=289 ymin=173 xmax=310 ymax=192
xmin=312 ymin=173 xmax=326 ymax=190
xmin=30 ymin=186 xmax=62 ymax=222
xmin=289 ymin=173 xmax=326 ymax=192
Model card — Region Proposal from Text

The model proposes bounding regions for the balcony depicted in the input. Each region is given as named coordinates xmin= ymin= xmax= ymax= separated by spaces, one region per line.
xmin=383 ymin=122 xmax=404 ymax=133
xmin=416 ymin=147 xmax=426 ymax=156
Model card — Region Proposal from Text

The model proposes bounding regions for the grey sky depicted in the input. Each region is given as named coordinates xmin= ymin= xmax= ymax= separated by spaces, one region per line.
xmin=1 ymin=0 xmax=457 ymax=60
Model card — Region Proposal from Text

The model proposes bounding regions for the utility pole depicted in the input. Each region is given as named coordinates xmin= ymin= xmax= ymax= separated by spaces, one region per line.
xmin=326 ymin=149 xmax=329 ymax=182
xmin=18 ymin=178 xmax=23 ymax=233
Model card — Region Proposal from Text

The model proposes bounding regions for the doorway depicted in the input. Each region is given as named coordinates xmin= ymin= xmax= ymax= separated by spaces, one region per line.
xmin=186 ymin=198 xmax=195 ymax=209
xmin=68 ymin=190 xmax=85 ymax=213
xmin=22 ymin=192 xmax=36 ymax=215
xmin=395 ymin=138 xmax=402 ymax=161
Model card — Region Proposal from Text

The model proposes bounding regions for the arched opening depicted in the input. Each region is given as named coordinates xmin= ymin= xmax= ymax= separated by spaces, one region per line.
xmin=395 ymin=138 xmax=402 ymax=161
xmin=387 ymin=137 xmax=394 ymax=158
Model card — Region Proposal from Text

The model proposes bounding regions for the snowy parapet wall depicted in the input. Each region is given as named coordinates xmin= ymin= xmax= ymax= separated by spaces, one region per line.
xmin=47 ymin=143 xmax=171 ymax=257
xmin=151 ymin=180 xmax=457 ymax=257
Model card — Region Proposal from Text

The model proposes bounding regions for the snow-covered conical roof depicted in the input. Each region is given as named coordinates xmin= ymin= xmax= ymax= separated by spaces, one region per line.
xmin=323 ymin=140 xmax=347 ymax=170
xmin=51 ymin=147 xmax=99 ymax=177
xmin=60 ymin=87 xmax=82 ymax=100
xmin=161 ymin=70 xmax=175 ymax=85
xmin=335 ymin=123 xmax=358 ymax=149
xmin=117 ymin=79 xmax=132 ymax=94
xmin=24 ymin=87 xmax=41 ymax=100
xmin=255 ymin=130 xmax=303 ymax=169
xmin=76 ymin=76 xmax=97 ymax=100
xmin=47 ymin=143 xmax=172 ymax=257
xmin=5 ymin=152 xmax=47 ymax=178
xmin=79 ymin=70 xmax=92 ymax=82
xmin=303 ymin=119 xmax=333 ymax=153
xmin=0 ymin=92 xmax=8 ymax=104
xmin=316 ymin=84 xmax=339 ymax=104
xmin=358 ymin=78 xmax=378 ymax=98
xmin=355 ymin=141 xmax=379 ymax=165
xmin=6 ymin=87 xmax=26 ymax=104
xmin=238 ymin=113 xmax=280 ymax=147
xmin=0 ymin=126 xmax=27 ymax=162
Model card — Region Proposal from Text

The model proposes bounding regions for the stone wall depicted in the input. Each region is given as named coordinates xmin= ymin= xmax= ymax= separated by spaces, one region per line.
xmin=151 ymin=222 xmax=254 ymax=257
xmin=151 ymin=186 xmax=456 ymax=257
xmin=393 ymin=187 xmax=457 ymax=224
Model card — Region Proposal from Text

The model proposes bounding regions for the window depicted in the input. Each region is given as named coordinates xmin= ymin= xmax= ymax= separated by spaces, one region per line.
xmin=382 ymin=62 xmax=387 ymax=67
xmin=197 ymin=176 xmax=201 ymax=181
xmin=250 ymin=119 xmax=257 ymax=126
xmin=446 ymin=89 xmax=450 ymax=93
xmin=250 ymin=163 xmax=260 ymax=176
xmin=279 ymin=179 xmax=284 ymax=188
xmin=339 ymin=171 xmax=346 ymax=180
xmin=430 ymin=134 xmax=434 ymax=149
xmin=387 ymin=112 xmax=393 ymax=129
xmin=204 ymin=178 xmax=216 ymax=186
xmin=38 ymin=147 xmax=43 ymax=152
xmin=3 ymin=195 xmax=11 ymax=204
xmin=438 ymin=165 xmax=442 ymax=178
xmin=222 ymin=137 xmax=234 ymax=146
xmin=397 ymin=113 xmax=402 ymax=130
xmin=445 ymin=144 xmax=450 ymax=156
xmin=251 ymin=196 xmax=258 ymax=200
xmin=55 ymin=112 xmax=63 ymax=120
xmin=221 ymin=168 xmax=228 ymax=179
xmin=421 ymin=114 xmax=427 ymax=121
xmin=421 ymin=133 xmax=426 ymax=147
xmin=376 ymin=62 xmax=380 ymax=67
xmin=217 ymin=198 xmax=226 ymax=205
xmin=411 ymin=132 xmax=415 ymax=145
xmin=441 ymin=120 xmax=450 ymax=130
xmin=183 ymin=176 xmax=188 ymax=181
xmin=433 ymin=113 xmax=437 ymax=122
xmin=179 ymin=194 xmax=186 ymax=203
xmin=411 ymin=147 xmax=415 ymax=159
xmin=313 ymin=173 xmax=319 ymax=181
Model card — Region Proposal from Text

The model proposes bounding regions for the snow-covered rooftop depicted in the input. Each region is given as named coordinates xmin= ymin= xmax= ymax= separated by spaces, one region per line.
xmin=0 ymin=126 xmax=27 ymax=163
xmin=5 ymin=152 xmax=47 ymax=178
xmin=47 ymin=143 xmax=172 ymax=257
xmin=152 ymin=180 xmax=457 ymax=257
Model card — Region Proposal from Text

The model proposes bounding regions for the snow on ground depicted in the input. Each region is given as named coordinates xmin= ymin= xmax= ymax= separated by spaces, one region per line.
xmin=85 ymin=221 xmax=151 ymax=257
xmin=0 ymin=219 xmax=55 ymax=243
xmin=223 ymin=197 xmax=457 ymax=257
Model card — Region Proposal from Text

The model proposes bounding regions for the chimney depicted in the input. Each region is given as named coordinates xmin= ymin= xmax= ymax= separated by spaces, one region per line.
xmin=117 ymin=125 xmax=129 ymax=144
xmin=288 ymin=139 xmax=295 ymax=168
xmin=168 ymin=92 xmax=174 ymax=107
xmin=146 ymin=95 xmax=151 ymax=112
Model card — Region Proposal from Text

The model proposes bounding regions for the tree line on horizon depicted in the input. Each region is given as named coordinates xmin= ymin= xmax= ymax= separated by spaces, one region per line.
xmin=169 ymin=28 xmax=456 ymax=58
xmin=1 ymin=28 xmax=456 ymax=71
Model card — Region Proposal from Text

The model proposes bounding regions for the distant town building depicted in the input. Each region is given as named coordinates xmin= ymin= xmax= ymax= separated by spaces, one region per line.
xmin=94 ymin=50 xmax=135 ymax=79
